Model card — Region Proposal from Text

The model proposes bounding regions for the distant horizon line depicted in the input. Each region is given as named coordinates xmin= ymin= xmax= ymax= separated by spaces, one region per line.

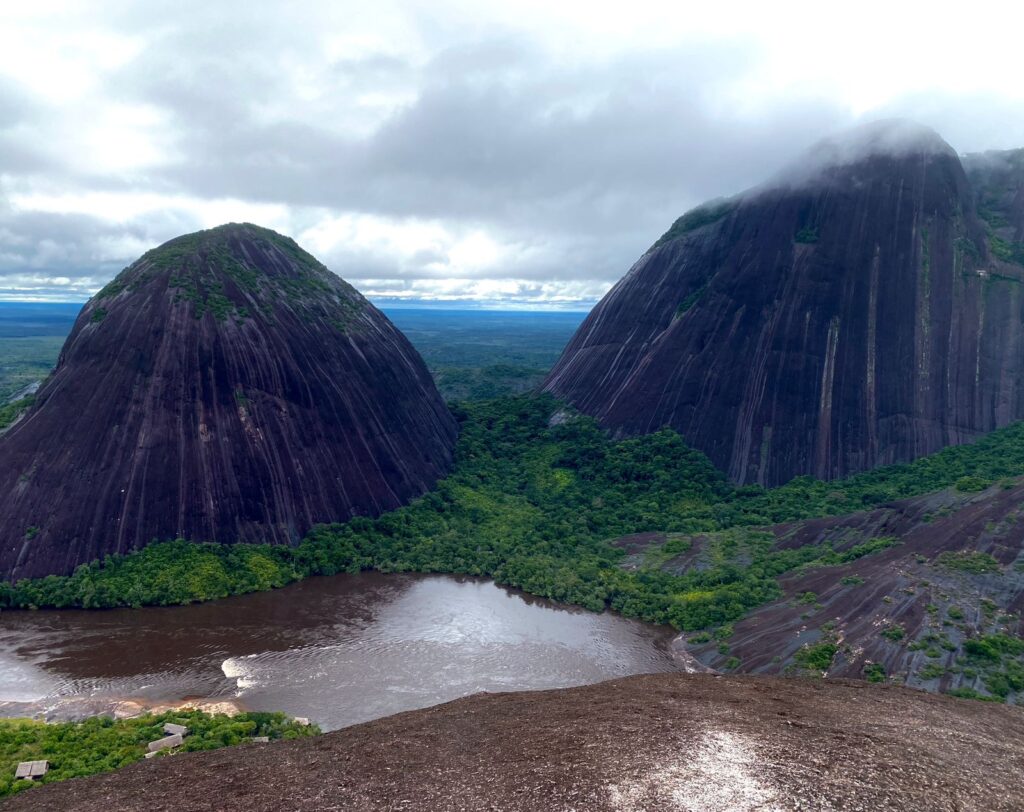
xmin=0 ymin=298 xmax=595 ymax=314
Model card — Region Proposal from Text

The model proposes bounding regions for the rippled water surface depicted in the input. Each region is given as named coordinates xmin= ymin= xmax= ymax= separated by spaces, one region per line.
xmin=0 ymin=573 xmax=681 ymax=730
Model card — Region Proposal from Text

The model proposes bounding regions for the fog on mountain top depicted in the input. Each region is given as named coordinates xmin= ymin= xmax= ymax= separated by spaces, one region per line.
xmin=1 ymin=2 xmax=1023 ymax=306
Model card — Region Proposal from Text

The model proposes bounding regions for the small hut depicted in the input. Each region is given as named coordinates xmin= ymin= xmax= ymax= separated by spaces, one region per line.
xmin=147 ymin=733 xmax=184 ymax=753
xmin=15 ymin=761 xmax=48 ymax=781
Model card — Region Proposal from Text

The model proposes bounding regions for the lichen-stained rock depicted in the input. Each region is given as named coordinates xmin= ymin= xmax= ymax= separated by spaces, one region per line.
xmin=0 ymin=224 xmax=457 ymax=580
xmin=545 ymin=121 xmax=1024 ymax=486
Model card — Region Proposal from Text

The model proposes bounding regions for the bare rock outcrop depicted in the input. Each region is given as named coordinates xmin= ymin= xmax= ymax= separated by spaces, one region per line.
xmin=545 ymin=121 xmax=1024 ymax=486
xmin=0 ymin=224 xmax=457 ymax=579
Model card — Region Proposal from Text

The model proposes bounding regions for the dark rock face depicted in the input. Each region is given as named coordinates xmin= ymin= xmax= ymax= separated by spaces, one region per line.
xmin=546 ymin=122 xmax=1024 ymax=486
xmin=0 ymin=224 xmax=457 ymax=579
xmin=964 ymin=147 xmax=1024 ymax=257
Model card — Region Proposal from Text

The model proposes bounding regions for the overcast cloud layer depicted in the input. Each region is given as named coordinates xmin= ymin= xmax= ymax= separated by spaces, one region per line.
xmin=2 ymin=1 xmax=1023 ymax=307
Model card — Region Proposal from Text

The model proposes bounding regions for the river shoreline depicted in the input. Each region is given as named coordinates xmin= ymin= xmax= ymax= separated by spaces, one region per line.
xmin=0 ymin=572 xmax=683 ymax=731
xmin=0 ymin=694 xmax=247 ymax=723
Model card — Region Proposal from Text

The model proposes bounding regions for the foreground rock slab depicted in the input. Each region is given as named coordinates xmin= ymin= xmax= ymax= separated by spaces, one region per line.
xmin=7 ymin=673 xmax=1024 ymax=811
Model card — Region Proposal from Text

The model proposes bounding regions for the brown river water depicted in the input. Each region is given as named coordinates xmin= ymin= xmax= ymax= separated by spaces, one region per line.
xmin=0 ymin=573 xmax=682 ymax=731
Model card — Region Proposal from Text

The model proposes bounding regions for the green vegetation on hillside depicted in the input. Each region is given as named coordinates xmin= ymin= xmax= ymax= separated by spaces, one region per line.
xmin=102 ymin=224 xmax=365 ymax=326
xmin=653 ymin=199 xmax=736 ymax=249
xmin=794 ymin=226 xmax=819 ymax=244
xmin=6 ymin=396 xmax=1024 ymax=636
xmin=0 ymin=397 xmax=33 ymax=431
xmin=0 ymin=711 xmax=318 ymax=799
xmin=934 ymin=550 xmax=1002 ymax=574
xmin=674 ymin=285 xmax=707 ymax=318
xmin=794 ymin=641 xmax=838 ymax=671
xmin=989 ymin=234 xmax=1024 ymax=266
xmin=977 ymin=204 xmax=1024 ymax=267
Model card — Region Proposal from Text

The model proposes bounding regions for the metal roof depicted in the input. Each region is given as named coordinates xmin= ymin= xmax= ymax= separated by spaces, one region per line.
xmin=15 ymin=760 xmax=48 ymax=779
xmin=148 ymin=733 xmax=184 ymax=753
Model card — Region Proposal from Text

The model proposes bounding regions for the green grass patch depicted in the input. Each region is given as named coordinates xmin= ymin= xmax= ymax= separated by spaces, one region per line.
xmin=794 ymin=641 xmax=838 ymax=672
xmin=947 ymin=686 xmax=1004 ymax=702
xmin=0 ymin=711 xmax=317 ymax=799
xmin=881 ymin=624 xmax=905 ymax=642
xmin=933 ymin=551 xmax=1001 ymax=574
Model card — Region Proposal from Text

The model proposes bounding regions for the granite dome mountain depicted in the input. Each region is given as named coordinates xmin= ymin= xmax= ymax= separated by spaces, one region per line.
xmin=0 ymin=224 xmax=457 ymax=580
xmin=545 ymin=121 xmax=1024 ymax=487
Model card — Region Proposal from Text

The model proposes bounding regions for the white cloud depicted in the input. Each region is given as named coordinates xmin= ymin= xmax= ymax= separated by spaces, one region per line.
xmin=0 ymin=0 xmax=1022 ymax=306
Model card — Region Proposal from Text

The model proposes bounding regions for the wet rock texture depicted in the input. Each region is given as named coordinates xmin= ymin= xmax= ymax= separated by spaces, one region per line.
xmin=6 ymin=673 xmax=1024 ymax=811
xmin=545 ymin=123 xmax=1024 ymax=486
xmin=0 ymin=224 xmax=457 ymax=579
xmin=672 ymin=479 xmax=1024 ymax=693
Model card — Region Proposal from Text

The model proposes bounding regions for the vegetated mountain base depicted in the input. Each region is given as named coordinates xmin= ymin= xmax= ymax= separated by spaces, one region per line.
xmin=629 ymin=481 xmax=1024 ymax=699
xmin=545 ymin=122 xmax=1024 ymax=486
xmin=5 ymin=394 xmax=1024 ymax=703
xmin=5 ymin=674 xmax=1024 ymax=812
xmin=0 ymin=710 xmax=318 ymax=800
xmin=0 ymin=224 xmax=457 ymax=580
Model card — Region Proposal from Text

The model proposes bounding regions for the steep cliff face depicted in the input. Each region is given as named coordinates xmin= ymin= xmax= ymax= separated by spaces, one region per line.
xmin=964 ymin=147 xmax=1024 ymax=260
xmin=545 ymin=121 xmax=1024 ymax=486
xmin=0 ymin=224 xmax=457 ymax=579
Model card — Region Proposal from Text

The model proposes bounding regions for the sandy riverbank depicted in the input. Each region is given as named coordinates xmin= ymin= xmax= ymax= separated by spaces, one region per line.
xmin=0 ymin=694 xmax=246 ymax=723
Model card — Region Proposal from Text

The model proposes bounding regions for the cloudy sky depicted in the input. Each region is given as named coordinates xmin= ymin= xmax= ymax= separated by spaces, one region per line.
xmin=2 ymin=1 xmax=1023 ymax=307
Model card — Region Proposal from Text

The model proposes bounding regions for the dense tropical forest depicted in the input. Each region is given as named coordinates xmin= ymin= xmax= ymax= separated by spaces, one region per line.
xmin=362 ymin=308 xmax=584 ymax=400
xmin=0 ymin=710 xmax=319 ymax=798
xmin=5 ymin=394 xmax=1024 ymax=634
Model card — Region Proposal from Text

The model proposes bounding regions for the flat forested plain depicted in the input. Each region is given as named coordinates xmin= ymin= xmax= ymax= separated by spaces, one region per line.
xmin=0 ymin=304 xmax=585 ymax=403
xmin=0 ymin=304 xmax=79 ymax=402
